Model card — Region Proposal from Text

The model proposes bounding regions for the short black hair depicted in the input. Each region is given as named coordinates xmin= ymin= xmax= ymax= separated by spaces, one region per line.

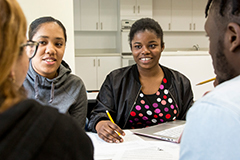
xmin=129 ymin=18 xmax=164 ymax=49
xmin=28 ymin=16 xmax=67 ymax=42
xmin=205 ymin=0 xmax=240 ymax=17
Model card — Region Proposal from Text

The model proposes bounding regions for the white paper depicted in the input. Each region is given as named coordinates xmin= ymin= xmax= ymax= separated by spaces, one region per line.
xmin=112 ymin=141 xmax=180 ymax=160
xmin=87 ymin=130 xmax=180 ymax=160
xmin=87 ymin=130 xmax=148 ymax=160
xmin=112 ymin=146 xmax=173 ymax=160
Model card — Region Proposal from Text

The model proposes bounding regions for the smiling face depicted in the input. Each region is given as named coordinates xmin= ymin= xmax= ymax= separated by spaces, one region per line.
xmin=31 ymin=22 xmax=65 ymax=79
xmin=131 ymin=30 xmax=164 ymax=71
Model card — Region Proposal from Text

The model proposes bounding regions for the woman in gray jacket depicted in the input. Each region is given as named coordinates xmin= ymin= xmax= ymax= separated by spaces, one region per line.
xmin=23 ymin=16 xmax=87 ymax=129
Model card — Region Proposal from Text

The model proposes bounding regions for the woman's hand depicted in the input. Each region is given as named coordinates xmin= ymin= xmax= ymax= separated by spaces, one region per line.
xmin=95 ymin=120 xmax=125 ymax=143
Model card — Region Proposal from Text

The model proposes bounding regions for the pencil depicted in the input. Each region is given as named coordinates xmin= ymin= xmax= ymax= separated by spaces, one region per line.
xmin=106 ymin=110 xmax=121 ymax=136
xmin=196 ymin=77 xmax=216 ymax=85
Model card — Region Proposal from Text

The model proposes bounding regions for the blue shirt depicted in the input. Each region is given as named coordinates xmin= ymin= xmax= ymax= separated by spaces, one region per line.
xmin=180 ymin=75 xmax=240 ymax=160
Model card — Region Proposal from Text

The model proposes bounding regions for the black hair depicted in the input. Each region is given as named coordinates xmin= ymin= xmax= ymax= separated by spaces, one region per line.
xmin=205 ymin=0 xmax=240 ymax=17
xmin=28 ymin=16 xmax=67 ymax=42
xmin=129 ymin=18 xmax=164 ymax=49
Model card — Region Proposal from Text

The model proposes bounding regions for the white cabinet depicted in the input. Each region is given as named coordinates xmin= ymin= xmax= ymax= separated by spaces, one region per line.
xmin=74 ymin=0 xmax=118 ymax=31
xmin=192 ymin=0 xmax=207 ymax=31
xmin=171 ymin=0 xmax=192 ymax=31
xmin=153 ymin=0 xmax=207 ymax=31
xmin=172 ymin=0 xmax=207 ymax=31
xmin=153 ymin=0 xmax=171 ymax=31
xmin=120 ymin=0 xmax=153 ymax=19
xmin=75 ymin=56 xmax=121 ymax=90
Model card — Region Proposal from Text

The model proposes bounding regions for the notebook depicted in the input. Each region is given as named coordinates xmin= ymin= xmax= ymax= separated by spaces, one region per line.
xmin=133 ymin=120 xmax=185 ymax=143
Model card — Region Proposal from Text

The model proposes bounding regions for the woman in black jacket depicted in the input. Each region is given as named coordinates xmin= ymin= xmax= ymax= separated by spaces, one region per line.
xmin=88 ymin=18 xmax=193 ymax=143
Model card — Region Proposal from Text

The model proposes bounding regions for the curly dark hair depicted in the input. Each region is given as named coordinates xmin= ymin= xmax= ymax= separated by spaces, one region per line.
xmin=205 ymin=0 xmax=240 ymax=17
xmin=128 ymin=18 xmax=164 ymax=49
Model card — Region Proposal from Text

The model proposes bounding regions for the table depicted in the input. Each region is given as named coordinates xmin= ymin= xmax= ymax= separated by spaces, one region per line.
xmin=87 ymin=130 xmax=180 ymax=160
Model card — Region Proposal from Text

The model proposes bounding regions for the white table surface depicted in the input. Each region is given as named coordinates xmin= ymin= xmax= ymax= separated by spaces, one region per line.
xmin=87 ymin=130 xmax=180 ymax=160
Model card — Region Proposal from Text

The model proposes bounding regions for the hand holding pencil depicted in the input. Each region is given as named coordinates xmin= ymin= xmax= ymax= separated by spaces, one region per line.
xmin=106 ymin=110 xmax=121 ymax=136
xmin=95 ymin=110 xmax=125 ymax=143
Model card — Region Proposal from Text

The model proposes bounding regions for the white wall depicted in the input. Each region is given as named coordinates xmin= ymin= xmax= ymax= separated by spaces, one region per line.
xmin=18 ymin=0 xmax=75 ymax=73
xmin=160 ymin=52 xmax=215 ymax=100
xmin=163 ymin=32 xmax=209 ymax=50
xmin=75 ymin=32 xmax=117 ymax=50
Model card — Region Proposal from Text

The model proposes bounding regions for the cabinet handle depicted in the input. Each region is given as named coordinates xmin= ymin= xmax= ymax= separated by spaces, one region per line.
xmin=133 ymin=6 xmax=135 ymax=13
xmin=93 ymin=59 xmax=95 ymax=67
xmin=96 ymin=22 xmax=98 ymax=30
xmin=98 ymin=59 xmax=100 ymax=67
xmin=138 ymin=6 xmax=140 ymax=13
xmin=168 ymin=23 xmax=171 ymax=30
xmin=101 ymin=22 xmax=103 ymax=30
xmin=193 ymin=23 xmax=196 ymax=30
xmin=189 ymin=23 xmax=192 ymax=30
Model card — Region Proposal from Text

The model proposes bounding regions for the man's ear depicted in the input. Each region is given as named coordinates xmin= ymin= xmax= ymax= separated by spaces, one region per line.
xmin=227 ymin=22 xmax=240 ymax=52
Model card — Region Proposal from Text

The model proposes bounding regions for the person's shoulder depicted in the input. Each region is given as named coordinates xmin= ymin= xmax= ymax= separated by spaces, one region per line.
xmin=51 ymin=112 xmax=94 ymax=152
xmin=22 ymin=100 xmax=87 ymax=138
xmin=197 ymin=78 xmax=240 ymax=112
xmin=188 ymin=86 xmax=240 ymax=121
xmin=23 ymin=100 xmax=94 ymax=159
xmin=108 ymin=65 xmax=135 ymax=77
xmin=162 ymin=65 xmax=190 ymax=82
xmin=110 ymin=65 xmax=130 ymax=73
xmin=22 ymin=99 xmax=90 ymax=142
xmin=53 ymin=112 xmax=83 ymax=132
xmin=67 ymin=73 xmax=84 ymax=83
xmin=13 ymin=99 xmax=47 ymax=111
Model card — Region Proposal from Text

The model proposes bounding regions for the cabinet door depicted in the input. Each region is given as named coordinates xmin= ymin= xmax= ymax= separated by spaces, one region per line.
xmin=99 ymin=0 xmax=118 ymax=31
xmin=171 ymin=0 xmax=192 ymax=31
xmin=153 ymin=0 xmax=171 ymax=31
xmin=75 ymin=57 xmax=97 ymax=90
xmin=97 ymin=56 xmax=121 ymax=89
xmin=80 ymin=0 xmax=99 ymax=30
xmin=136 ymin=0 xmax=152 ymax=17
xmin=120 ymin=0 xmax=136 ymax=19
xmin=73 ymin=0 xmax=81 ymax=30
xmin=192 ymin=0 xmax=207 ymax=31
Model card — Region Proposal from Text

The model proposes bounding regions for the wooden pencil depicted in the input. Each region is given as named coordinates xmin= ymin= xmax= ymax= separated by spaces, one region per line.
xmin=196 ymin=77 xmax=216 ymax=85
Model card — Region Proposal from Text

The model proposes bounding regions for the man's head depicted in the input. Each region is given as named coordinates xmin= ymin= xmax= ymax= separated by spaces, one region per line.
xmin=205 ymin=0 xmax=240 ymax=84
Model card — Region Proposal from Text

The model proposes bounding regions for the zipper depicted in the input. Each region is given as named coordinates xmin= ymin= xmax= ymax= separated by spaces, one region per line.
xmin=123 ymin=86 xmax=142 ymax=128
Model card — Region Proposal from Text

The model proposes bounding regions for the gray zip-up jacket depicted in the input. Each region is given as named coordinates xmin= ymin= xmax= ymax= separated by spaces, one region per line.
xmin=23 ymin=60 xmax=87 ymax=129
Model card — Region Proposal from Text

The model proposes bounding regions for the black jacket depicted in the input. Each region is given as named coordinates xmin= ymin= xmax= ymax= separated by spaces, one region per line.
xmin=0 ymin=99 xmax=93 ymax=160
xmin=88 ymin=64 xmax=193 ymax=132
